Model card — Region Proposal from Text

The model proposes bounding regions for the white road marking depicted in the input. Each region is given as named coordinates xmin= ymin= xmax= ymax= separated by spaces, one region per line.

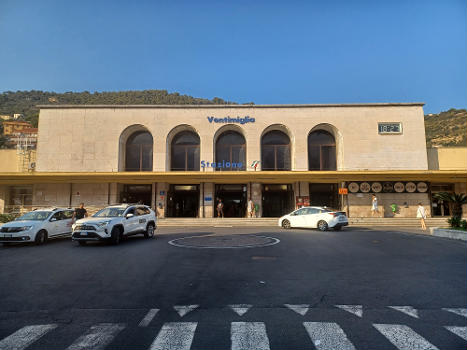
xmin=373 ymin=324 xmax=439 ymax=350
xmin=138 ymin=308 xmax=160 ymax=327
xmin=0 ymin=324 xmax=57 ymax=350
xmin=231 ymin=322 xmax=270 ymax=350
xmin=174 ymin=305 xmax=199 ymax=317
xmin=445 ymin=326 xmax=467 ymax=341
xmin=149 ymin=322 xmax=197 ymax=350
xmin=335 ymin=305 xmax=363 ymax=318
xmin=303 ymin=322 xmax=356 ymax=350
xmin=442 ymin=308 xmax=467 ymax=318
xmin=229 ymin=304 xmax=252 ymax=316
xmin=284 ymin=304 xmax=309 ymax=316
xmin=388 ymin=306 xmax=419 ymax=319
xmin=66 ymin=323 xmax=125 ymax=350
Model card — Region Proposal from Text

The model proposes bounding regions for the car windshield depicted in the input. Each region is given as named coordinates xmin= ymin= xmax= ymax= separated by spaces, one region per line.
xmin=93 ymin=207 xmax=125 ymax=217
xmin=16 ymin=211 xmax=52 ymax=221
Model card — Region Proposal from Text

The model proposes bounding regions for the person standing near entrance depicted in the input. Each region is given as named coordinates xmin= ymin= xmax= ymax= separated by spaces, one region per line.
xmin=72 ymin=202 xmax=88 ymax=223
xmin=371 ymin=194 xmax=379 ymax=216
xmin=217 ymin=199 xmax=224 ymax=218
xmin=248 ymin=198 xmax=255 ymax=218
xmin=417 ymin=202 xmax=427 ymax=230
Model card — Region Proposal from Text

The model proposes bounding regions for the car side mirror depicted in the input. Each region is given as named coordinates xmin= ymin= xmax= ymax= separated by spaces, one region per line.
xmin=126 ymin=213 xmax=134 ymax=219
xmin=291 ymin=212 xmax=296 ymax=216
xmin=50 ymin=217 xmax=57 ymax=222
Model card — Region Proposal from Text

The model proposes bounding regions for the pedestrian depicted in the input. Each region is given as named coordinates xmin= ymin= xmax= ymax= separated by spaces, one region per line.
xmin=72 ymin=202 xmax=88 ymax=223
xmin=371 ymin=194 xmax=379 ymax=216
xmin=248 ymin=198 xmax=255 ymax=218
xmin=217 ymin=199 xmax=224 ymax=218
xmin=417 ymin=202 xmax=427 ymax=230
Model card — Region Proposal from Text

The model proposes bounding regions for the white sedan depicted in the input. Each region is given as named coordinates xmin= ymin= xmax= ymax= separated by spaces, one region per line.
xmin=0 ymin=208 xmax=74 ymax=245
xmin=279 ymin=206 xmax=348 ymax=231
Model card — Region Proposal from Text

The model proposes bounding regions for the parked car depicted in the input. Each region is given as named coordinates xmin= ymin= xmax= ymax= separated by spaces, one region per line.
xmin=0 ymin=208 xmax=74 ymax=245
xmin=279 ymin=206 xmax=348 ymax=231
xmin=72 ymin=204 xmax=157 ymax=245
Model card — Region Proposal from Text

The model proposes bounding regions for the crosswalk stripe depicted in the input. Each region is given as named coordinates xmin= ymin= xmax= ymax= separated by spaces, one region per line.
xmin=335 ymin=305 xmax=363 ymax=318
xmin=174 ymin=305 xmax=199 ymax=317
xmin=139 ymin=309 xmax=160 ymax=327
xmin=149 ymin=322 xmax=197 ymax=350
xmin=388 ymin=306 xmax=419 ymax=319
xmin=373 ymin=324 xmax=439 ymax=350
xmin=442 ymin=308 xmax=467 ymax=318
xmin=66 ymin=323 xmax=125 ymax=350
xmin=284 ymin=304 xmax=309 ymax=316
xmin=303 ymin=322 xmax=356 ymax=350
xmin=0 ymin=324 xmax=57 ymax=350
xmin=231 ymin=322 xmax=270 ymax=350
xmin=229 ymin=304 xmax=252 ymax=316
xmin=445 ymin=326 xmax=467 ymax=341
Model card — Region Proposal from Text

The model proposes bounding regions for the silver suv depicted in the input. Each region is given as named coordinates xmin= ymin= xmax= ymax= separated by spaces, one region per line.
xmin=72 ymin=204 xmax=157 ymax=245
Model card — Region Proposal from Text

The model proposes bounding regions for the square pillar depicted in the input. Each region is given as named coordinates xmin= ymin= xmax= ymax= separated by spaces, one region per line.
xmin=156 ymin=183 xmax=168 ymax=218
xmin=251 ymin=182 xmax=262 ymax=217
xmin=203 ymin=182 xmax=214 ymax=218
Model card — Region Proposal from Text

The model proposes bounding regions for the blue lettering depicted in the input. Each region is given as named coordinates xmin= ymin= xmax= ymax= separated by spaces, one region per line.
xmin=237 ymin=162 xmax=243 ymax=168
xmin=207 ymin=116 xmax=214 ymax=123
xmin=201 ymin=160 xmax=206 ymax=168
xmin=226 ymin=162 xmax=230 ymax=168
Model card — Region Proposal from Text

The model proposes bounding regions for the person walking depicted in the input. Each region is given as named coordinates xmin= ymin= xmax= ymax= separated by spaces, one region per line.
xmin=371 ymin=194 xmax=379 ymax=216
xmin=417 ymin=202 xmax=427 ymax=230
xmin=217 ymin=199 xmax=224 ymax=218
xmin=248 ymin=198 xmax=255 ymax=218
xmin=72 ymin=202 xmax=88 ymax=223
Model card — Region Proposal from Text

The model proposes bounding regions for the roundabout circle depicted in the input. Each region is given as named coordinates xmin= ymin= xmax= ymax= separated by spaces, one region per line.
xmin=168 ymin=235 xmax=280 ymax=249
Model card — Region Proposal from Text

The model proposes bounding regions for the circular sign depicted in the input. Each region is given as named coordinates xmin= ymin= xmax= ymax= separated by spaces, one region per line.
xmin=348 ymin=182 xmax=359 ymax=193
xmin=371 ymin=182 xmax=382 ymax=193
xmin=405 ymin=182 xmax=416 ymax=193
xmin=394 ymin=182 xmax=405 ymax=193
xmin=383 ymin=182 xmax=394 ymax=193
xmin=417 ymin=182 xmax=428 ymax=193
xmin=360 ymin=182 xmax=371 ymax=193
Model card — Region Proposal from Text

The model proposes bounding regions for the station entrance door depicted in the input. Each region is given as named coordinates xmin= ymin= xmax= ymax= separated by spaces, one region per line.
xmin=214 ymin=184 xmax=247 ymax=217
xmin=262 ymin=184 xmax=294 ymax=217
xmin=167 ymin=185 xmax=199 ymax=217
xmin=120 ymin=184 xmax=152 ymax=206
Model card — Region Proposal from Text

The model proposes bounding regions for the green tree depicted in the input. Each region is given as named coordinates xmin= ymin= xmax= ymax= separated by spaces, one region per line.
xmin=433 ymin=192 xmax=467 ymax=219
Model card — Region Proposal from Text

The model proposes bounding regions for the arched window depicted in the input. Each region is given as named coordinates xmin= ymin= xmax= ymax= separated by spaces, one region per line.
xmin=308 ymin=130 xmax=336 ymax=170
xmin=261 ymin=130 xmax=291 ymax=170
xmin=215 ymin=131 xmax=246 ymax=171
xmin=125 ymin=131 xmax=153 ymax=171
xmin=171 ymin=131 xmax=200 ymax=171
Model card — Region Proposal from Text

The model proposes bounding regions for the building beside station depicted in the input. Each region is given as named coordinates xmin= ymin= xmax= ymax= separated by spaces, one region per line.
xmin=0 ymin=103 xmax=466 ymax=218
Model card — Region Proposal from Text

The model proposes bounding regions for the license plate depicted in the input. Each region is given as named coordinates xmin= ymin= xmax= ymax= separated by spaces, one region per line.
xmin=339 ymin=216 xmax=346 ymax=221
xmin=3 ymin=234 xmax=12 ymax=238
xmin=80 ymin=232 xmax=88 ymax=236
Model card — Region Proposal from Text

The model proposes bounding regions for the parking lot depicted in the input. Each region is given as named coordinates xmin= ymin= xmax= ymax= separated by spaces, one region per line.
xmin=1 ymin=226 xmax=466 ymax=349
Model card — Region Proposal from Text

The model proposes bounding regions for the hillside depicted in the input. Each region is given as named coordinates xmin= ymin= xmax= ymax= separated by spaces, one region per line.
xmin=0 ymin=90 xmax=243 ymax=128
xmin=425 ymin=108 xmax=467 ymax=147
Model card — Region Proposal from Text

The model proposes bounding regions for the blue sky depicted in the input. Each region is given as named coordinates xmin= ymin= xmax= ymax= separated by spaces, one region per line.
xmin=0 ymin=0 xmax=465 ymax=113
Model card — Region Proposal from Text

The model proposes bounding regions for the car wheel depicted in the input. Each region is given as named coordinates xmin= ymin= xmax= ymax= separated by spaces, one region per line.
xmin=35 ymin=230 xmax=48 ymax=245
xmin=78 ymin=241 xmax=87 ymax=246
xmin=145 ymin=223 xmax=155 ymax=238
xmin=110 ymin=227 xmax=121 ymax=245
xmin=333 ymin=225 xmax=342 ymax=231
xmin=317 ymin=220 xmax=328 ymax=231
xmin=282 ymin=219 xmax=291 ymax=229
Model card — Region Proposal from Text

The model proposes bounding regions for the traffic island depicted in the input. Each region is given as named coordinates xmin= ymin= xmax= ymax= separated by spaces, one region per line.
xmin=430 ymin=227 xmax=467 ymax=241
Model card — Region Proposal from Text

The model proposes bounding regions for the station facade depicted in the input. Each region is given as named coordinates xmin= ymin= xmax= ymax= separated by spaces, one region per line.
xmin=0 ymin=103 xmax=466 ymax=218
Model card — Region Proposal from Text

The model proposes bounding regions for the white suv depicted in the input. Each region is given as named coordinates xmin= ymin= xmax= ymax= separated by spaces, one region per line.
xmin=0 ymin=208 xmax=74 ymax=245
xmin=279 ymin=206 xmax=348 ymax=231
xmin=72 ymin=204 xmax=157 ymax=245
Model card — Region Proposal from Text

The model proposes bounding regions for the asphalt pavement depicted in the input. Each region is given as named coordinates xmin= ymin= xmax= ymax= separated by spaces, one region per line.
xmin=0 ymin=226 xmax=466 ymax=349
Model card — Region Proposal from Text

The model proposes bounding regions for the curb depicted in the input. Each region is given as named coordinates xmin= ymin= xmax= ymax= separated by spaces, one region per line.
xmin=430 ymin=227 xmax=467 ymax=241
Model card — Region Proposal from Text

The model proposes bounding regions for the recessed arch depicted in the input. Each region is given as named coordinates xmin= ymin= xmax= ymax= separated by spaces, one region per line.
xmin=166 ymin=125 xmax=200 ymax=171
xmin=261 ymin=127 xmax=291 ymax=171
xmin=308 ymin=123 xmax=342 ymax=171
xmin=118 ymin=124 xmax=153 ymax=171
xmin=213 ymin=124 xmax=246 ymax=171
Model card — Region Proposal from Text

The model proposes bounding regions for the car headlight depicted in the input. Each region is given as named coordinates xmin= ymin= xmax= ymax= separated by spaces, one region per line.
xmin=97 ymin=221 xmax=111 ymax=227
xmin=18 ymin=226 xmax=33 ymax=231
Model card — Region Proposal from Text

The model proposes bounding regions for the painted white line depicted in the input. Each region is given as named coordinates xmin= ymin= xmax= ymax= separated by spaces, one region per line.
xmin=138 ymin=308 xmax=160 ymax=327
xmin=229 ymin=304 xmax=252 ymax=316
xmin=303 ymin=322 xmax=356 ymax=350
xmin=66 ymin=323 xmax=125 ymax=350
xmin=445 ymin=326 xmax=467 ymax=341
xmin=149 ymin=322 xmax=197 ymax=350
xmin=284 ymin=304 xmax=309 ymax=316
xmin=388 ymin=306 xmax=419 ymax=319
xmin=231 ymin=322 xmax=270 ymax=350
xmin=373 ymin=324 xmax=439 ymax=350
xmin=0 ymin=324 xmax=57 ymax=350
xmin=335 ymin=305 xmax=363 ymax=318
xmin=174 ymin=305 xmax=199 ymax=317
xmin=442 ymin=308 xmax=467 ymax=318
